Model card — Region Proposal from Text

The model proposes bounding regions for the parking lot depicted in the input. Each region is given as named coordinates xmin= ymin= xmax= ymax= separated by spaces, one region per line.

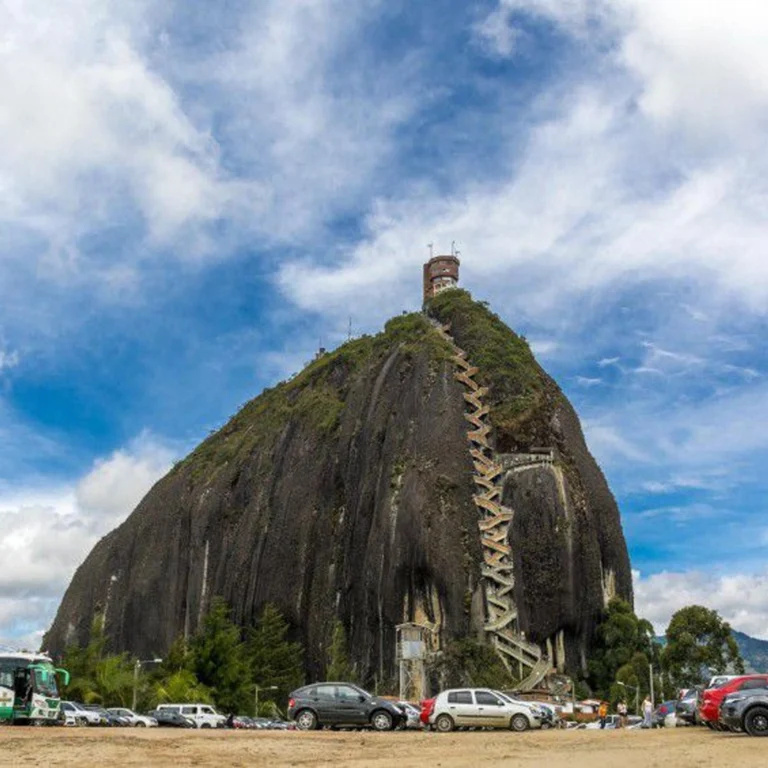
xmin=5 ymin=726 xmax=765 ymax=767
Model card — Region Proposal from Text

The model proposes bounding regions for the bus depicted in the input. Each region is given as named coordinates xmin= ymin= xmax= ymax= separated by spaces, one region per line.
xmin=0 ymin=651 xmax=69 ymax=725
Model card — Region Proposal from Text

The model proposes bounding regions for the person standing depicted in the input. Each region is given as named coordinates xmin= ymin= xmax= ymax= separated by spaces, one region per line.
xmin=599 ymin=700 xmax=608 ymax=729
xmin=642 ymin=696 xmax=653 ymax=729
xmin=617 ymin=700 xmax=628 ymax=728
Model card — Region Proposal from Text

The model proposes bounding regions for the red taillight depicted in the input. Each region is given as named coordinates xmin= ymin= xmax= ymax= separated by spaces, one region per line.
xmin=288 ymin=698 xmax=296 ymax=709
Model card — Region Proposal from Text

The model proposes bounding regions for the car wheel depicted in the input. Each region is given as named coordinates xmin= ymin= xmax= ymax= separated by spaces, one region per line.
xmin=201 ymin=723 xmax=212 ymax=729
xmin=435 ymin=714 xmax=454 ymax=733
xmin=135 ymin=722 xmax=146 ymax=727
xmin=510 ymin=714 xmax=530 ymax=732
xmin=745 ymin=707 xmax=768 ymax=737
xmin=540 ymin=722 xmax=551 ymax=730
xmin=295 ymin=710 xmax=318 ymax=731
xmin=371 ymin=711 xmax=394 ymax=732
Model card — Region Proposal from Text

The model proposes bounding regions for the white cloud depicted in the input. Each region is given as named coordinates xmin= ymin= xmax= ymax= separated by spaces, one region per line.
xmin=0 ymin=349 xmax=19 ymax=372
xmin=634 ymin=569 xmax=768 ymax=640
xmin=0 ymin=0 xmax=233 ymax=258
xmin=0 ymin=434 xmax=173 ymax=648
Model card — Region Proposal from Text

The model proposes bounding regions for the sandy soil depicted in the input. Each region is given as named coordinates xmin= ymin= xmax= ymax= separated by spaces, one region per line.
xmin=3 ymin=726 xmax=763 ymax=767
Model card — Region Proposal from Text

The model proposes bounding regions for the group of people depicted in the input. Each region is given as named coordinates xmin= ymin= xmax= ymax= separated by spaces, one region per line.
xmin=598 ymin=696 xmax=654 ymax=729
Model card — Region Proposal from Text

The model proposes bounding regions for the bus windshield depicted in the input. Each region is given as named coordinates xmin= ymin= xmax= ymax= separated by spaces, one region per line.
xmin=31 ymin=665 xmax=59 ymax=698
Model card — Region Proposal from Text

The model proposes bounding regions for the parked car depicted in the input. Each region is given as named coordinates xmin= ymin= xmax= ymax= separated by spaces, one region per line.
xmin=720 ymin=688 xmax=768 ymax=736
xmin=106 ymin=707 xmax=158 ymax=727
xmin=84 ymin=705 xmax=130 ymax=727
xmin=699 ymin=675 xmax=768 ymax=727
xmin=146 ymin=709 xmax=196 ymax=728
xmin=397 ymin=701 xmax=422 ymax=729
xmin=420 ymin=698 xmax=435 ymax=728
xmin=675 ymin=688 xmax=700 ymax=726
xmin=155 ymin=703 xmax=226 ymax=729
xmin=429 ymin=688 xmax=543 ymax=733
xmin=585 ymin=714 xmax=622 ymax=730
xmin=494 ymin=692 xmax=553 ymax=729
xmin=652 ymin=701 xmax=678 ymax=728
xmin=60 ymin=701 xmax=102 ymax=726
xmin=288 ymin=682 xmax=405 ymax=731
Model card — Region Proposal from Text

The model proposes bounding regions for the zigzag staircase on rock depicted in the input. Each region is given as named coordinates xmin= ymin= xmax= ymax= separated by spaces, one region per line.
xmin=434 ymin=321 xmax=551 ymax=691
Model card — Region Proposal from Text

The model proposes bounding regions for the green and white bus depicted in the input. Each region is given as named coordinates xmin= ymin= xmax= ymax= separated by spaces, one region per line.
xmin=0 ymin=652 xmax=69 ymax=725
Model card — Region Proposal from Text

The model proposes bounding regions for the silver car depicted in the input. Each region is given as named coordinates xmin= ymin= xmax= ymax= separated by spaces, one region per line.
xmin=429 ymin=688 xmax=543 ymax=732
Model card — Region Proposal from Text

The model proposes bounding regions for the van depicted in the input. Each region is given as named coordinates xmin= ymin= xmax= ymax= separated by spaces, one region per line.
xmin=156 ymin=703 xmax=226 ymax=729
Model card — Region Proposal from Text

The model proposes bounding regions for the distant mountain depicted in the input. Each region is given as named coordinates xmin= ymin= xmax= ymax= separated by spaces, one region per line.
xmin=654 ymin=630 xmax=768 ymax=673
xmin=733 ymin=630 xmax=768 ymax=673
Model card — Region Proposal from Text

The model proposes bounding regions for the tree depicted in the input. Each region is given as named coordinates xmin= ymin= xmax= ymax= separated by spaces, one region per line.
xmin=246 ymin=604 xmax=304 ymax=713
xmin=431 ymin=639 xmax=514 ymax=690
xmin=153 ymin=670 xmax=213 ymax=705
xmin=190 ymin=597 xmax=251 ymax=714
xmin=326 ymin=620 xmax=355 ymax=682
xmin=588 ymin=598 xmax=655 ymax=699
xmin=664 ymin=605 xmax=744 ymax=688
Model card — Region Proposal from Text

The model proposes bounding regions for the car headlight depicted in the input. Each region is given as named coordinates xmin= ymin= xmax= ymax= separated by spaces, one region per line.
xmin=724 ymin=695 xmax=745 ymax=704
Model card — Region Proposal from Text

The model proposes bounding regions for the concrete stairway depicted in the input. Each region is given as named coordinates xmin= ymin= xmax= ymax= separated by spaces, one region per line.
xmin=433 ymin=321 xmax=550 ymax=692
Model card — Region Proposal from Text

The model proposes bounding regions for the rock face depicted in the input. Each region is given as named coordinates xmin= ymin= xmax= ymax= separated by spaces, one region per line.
xmin=45 ymin=293 xmax=632 ymax=682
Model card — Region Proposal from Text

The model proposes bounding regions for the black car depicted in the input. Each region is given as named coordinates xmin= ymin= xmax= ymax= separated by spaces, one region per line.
xmin=287 ymin=683 xmax=404 ymax=731
xmin=719 ymin=688 xmax=768 ymax=736
xmin=675 ymin=689 xmax=700 ymax=726
xmin=147 ymin=709 xmax=196 ymax=728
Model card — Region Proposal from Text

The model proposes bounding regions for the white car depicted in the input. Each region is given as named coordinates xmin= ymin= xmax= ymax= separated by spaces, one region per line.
xmin=397 ymin=701 xmax=422 ymax=729
xmin=106 ymin=707 xmax=158 ymax=727
xmin=60 ymin=701 xmax=102 ymax=726
xmin=156 ymin=703 xmax=226 ymax=729
xmin=430 ymin=688 xmax=543 ymax=732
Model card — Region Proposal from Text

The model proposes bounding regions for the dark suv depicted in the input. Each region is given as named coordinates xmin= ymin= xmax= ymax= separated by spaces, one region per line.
xmin=288 ymin=683 xmax=404 ymax=731
xmin=720 ymin=688 xmax=768 ymax=736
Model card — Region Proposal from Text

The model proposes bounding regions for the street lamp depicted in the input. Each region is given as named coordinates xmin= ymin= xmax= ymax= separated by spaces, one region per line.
xmin=132 ymin=658 xmax=163 ymax=711
xmin=617 ymin=681 xmax=639 ymax=715
xmin=254 ymin=684 xmax=278 ymax=716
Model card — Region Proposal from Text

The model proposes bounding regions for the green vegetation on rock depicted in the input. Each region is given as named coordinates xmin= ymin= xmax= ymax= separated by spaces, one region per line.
xmin=426 ymin=289 xmax=546 ymax=450
xmin=178 ymin=312 xmax=452 ymax=480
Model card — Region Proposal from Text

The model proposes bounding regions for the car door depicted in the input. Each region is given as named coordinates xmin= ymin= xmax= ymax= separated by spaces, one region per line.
xmin=311 ymin=684 xmax=341 ymax=724
xmin=474 ymin=691 xmax=507 ymax=727
xmin=335 ymin=685 xmax=368 ymax=725
xmin=445 ymin=690 xmax=475 ymax=726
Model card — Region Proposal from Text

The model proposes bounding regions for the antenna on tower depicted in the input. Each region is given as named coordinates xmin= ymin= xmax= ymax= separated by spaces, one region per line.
xmin=451 ymin=240 xmax=456 ymax=256
xmin=427 ymin=242 xmax=434 ymax=259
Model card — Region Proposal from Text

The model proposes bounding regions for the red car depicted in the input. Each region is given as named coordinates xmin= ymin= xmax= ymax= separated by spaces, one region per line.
xmin=699 ymin=675 xmax=768 ymax=726
xmin=420 ymin=698 xmax=435 ymax=728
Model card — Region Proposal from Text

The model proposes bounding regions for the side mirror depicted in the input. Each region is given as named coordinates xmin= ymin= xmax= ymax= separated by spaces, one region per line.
xmin=359 ymin=695 xmax=366 ymax=703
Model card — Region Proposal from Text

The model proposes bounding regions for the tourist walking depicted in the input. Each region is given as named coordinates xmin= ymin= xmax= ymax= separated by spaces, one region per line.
xmin=642 ymin=696 xmax=653 ymax=728
xmin=599 ymin=700 xmax=608 ymax=729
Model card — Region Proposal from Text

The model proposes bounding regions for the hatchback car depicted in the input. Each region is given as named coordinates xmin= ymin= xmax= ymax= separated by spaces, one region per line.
xmin=720 ymin=688 xmax=768 ymax=736
xmin=430 ymin=688 xmax=542 ymax=732
xmin=288 ymin=682 xmax=404 ymax=731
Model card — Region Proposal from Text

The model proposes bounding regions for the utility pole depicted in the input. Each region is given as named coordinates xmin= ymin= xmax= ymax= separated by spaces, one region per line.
xmin=132 ymin=658 xmax=162 ymax=711
xmin=649 ymin=662 xmax=655 ymax=708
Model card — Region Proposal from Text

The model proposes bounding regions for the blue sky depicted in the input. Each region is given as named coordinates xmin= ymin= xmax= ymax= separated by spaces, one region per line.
xmin=2 ymin=0 xmax=768 ymax=648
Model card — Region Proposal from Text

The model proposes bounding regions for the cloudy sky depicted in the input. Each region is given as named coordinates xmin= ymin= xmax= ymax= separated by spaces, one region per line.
xmin=1 ymin=0 xmax=767 ymax=649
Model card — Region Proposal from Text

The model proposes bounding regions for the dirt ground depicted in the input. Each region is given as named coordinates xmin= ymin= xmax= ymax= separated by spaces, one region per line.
xmin=3 ymin=727 xmax=765 ymax=768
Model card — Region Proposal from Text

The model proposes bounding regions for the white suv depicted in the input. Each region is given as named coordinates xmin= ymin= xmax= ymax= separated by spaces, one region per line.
xmin=156 ymin=703 xmax=226 ymax=729
xmin=60 ymin=701 xmax=102 ymax=726
xmin=106 ymin=707 xmax=158 ymax=727
xmin=430 ymin=688 xmax=542 ymax=732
